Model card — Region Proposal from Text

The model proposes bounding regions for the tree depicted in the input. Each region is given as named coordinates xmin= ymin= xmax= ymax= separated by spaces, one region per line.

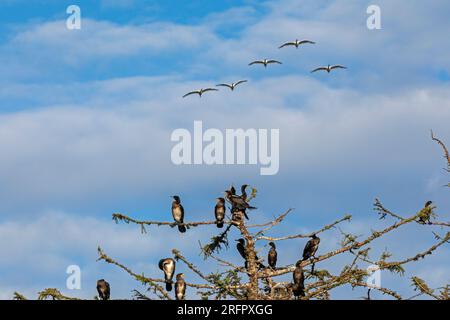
xmin=14 ymin=133 xmax=450 ymax=300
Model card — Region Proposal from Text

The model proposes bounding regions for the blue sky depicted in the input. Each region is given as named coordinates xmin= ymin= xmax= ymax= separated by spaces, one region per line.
xmin=0 ymin=0 xmax=449 ymax=299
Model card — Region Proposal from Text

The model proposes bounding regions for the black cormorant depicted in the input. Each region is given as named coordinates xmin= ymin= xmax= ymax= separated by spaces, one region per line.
xmin=159 ymin=258 xmax=176 ymax=291
xmin=172 ymin=195 xmax=186 ymax=233
xmin=175 ymin=273 xmax=186 ymax=300
xmin=214 ymin=197 xmax=226 ymax=228
xmin=268 ymin=242 xmax=277 ymax=269
xmin=96 ymin=279 xmax=110 ymax=300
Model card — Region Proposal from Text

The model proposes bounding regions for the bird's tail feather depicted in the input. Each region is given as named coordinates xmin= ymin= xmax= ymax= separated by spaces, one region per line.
xmin=166 ymin=282 xmax=172 ymax=291
xmin=216 ymin=221 xmax=224 ymax=228
xmin=178 ymin=224 xmax=186 ymax=233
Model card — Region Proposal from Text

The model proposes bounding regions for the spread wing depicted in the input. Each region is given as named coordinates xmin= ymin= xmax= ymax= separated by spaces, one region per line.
xmin=311 ymin=67 xmax=327 ymax=73
xmin=249 ymin=60 xmax=264 ymax=66
xmin=299 ymin=40 xmax=315 ymax=45
xmin=331 ymin=65 xmax=347 ymax=70
xmin=267 ymin=60 xmax=282 ymax=64
xmin=279 ymin=42 xmax=296 ymax=49
xmin=234 ymin=80 xmax=248 ymax=87
xmin=216 ymin=83 xmax=233 ymax=89
xmin=182 ymin=91 xmax=200 ymax=98
xmin=203 ymin=88 xmax=219 ymax=93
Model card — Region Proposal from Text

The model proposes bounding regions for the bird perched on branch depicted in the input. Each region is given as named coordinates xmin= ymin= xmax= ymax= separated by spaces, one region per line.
xmin=225 ymin=190 xmax=256 ymax=212
xmin=268 ymin=242 xmax=278 ymax=269
xmin=216 ymin=80 xmax=247 ymax=91
xmin=249 ymin=59 xmax=282 ymax=68
xmin=292 ymin=260 xmax=305 ymax=299
xmin=236 ymin=238 xmax=247 ymax=260
xmin=159 ymin=258 xmax=176 ymax=291
xmin=182 ymin=88 xmax=218 ymax=98
xmin=96 ymin=279 xmax=110 ymax=300
xmin=214 ymin=197 xmax=226 ymax=228
xmin=311 ymin=64 xmax=347 ymax=73
xmin=279 ymin=39 xmax=315 ymax=49
xmin=418 ymin=201 xmax=435 ymax=224
xmin=172 ymin=195 xmax=186 ymax=233
xmin=236 ymin=239 xmax=265 ymax=270
xmin=302 ymin=234 xmax=320 ymax=261
xmin=175 ymin=273 xmax=186 ymax=300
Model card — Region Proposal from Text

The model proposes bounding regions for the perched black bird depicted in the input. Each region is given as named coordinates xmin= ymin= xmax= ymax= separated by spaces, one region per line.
xmin=268 ymin=242 xmax=278 ymax=269
xmin=418 ymin=200 xmax=434 ymax=224
xmin=175 ymin=273 xmax=186 ymax=300
xmin=236 ymin=239 xmax=265 ymax=269
xmin=96 ymin=279 xmax=110 ymax=300
xmin=224 ymin=190 xmax=256 ymax=212
xmin=214 ymin=197 xmax=226 ymax=228
xmin=302 ymin=234 xmax=320 ymax=261
xmin=172 ymin=195 xmax=186 ymax=233
xmin=240 ymin=184 xmax=249 ymax=201
xmin=236 ymin=239 xmax=247 ymax=260
xmin=292 ymin=260 xmax=305 ymax=299
xmin=159 ymin=258 xmax=176 ymax=291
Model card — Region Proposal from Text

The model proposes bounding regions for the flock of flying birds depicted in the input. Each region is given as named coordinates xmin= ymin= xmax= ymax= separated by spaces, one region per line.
xmin=96 ymin=38 xmax=342 ymax=301
xmin=182 ymin=38 xmax=347 ymax=98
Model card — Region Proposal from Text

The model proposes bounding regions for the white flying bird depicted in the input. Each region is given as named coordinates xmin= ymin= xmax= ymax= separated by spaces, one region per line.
xmin=182 ymin=88 xmax=219 ymax=98
xmin=249 ymin=59 xmax=282 ymax=68
xmin=216 ymin=80 xmax=248 ymax=91
xmin=311 ymin=64 xmax=347 ymax=73
xmin=279 ymin=39 xmax=315 ymax=49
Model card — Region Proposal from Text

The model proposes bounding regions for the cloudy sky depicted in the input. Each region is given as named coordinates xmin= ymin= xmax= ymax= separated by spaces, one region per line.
xmin=0 ymin=0 xmax=449 ymax=299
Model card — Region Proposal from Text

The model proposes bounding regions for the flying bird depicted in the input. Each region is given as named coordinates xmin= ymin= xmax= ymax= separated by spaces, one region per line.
xmin=302 ymin=234 xmax=320 ymax=261
xmin=249 ymin=59 xmax=282 ymax=68
xmin=172 ymin=195 xmax=186 ymax=233
xmin=159 ymin=258 xmax=176 ymax=291
xmin=311 ymin=64 xmax=347 ymax=73
xmin=279 ymin=39 xmax=315 ymax=49
xmin=268 ymin=242 xmax=278 ymax=269
xmin=175 ymin=273 xmax=186 ymax=300
xmin=216 ymin=80 xmax=247 ymax=91
xmin=182 ymin=88 xmax=218 ymax=98
xmin=214 ymin=197 xmax=226 ymax=228
xmin=292 ymin=260 xmax=305 ymax=299
xmin=96 ymin=279 xmax=110 ymax=300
